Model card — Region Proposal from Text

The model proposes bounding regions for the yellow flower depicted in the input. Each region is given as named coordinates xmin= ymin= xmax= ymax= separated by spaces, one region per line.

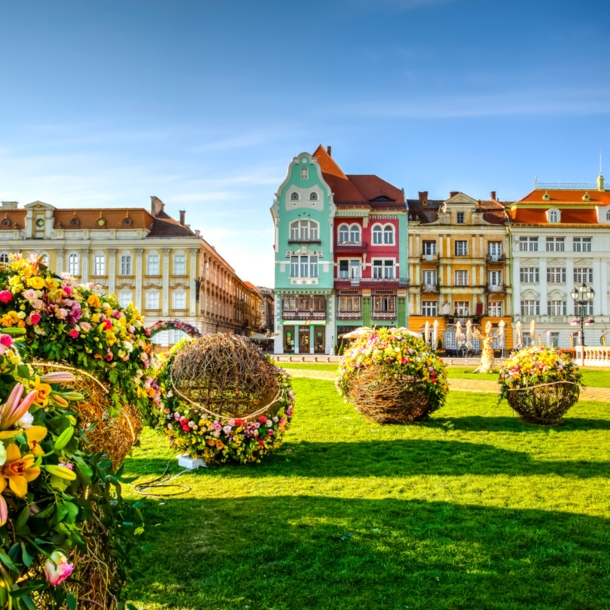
xmin=27 ymin=277 xmax=46 ymax=290
xmin=0 ymin=312 xmax=20 ymax=327
xmin=25 ymin=426 xmax=47 ymax=455
xmin=33 ymin=377 xmax=52 ymax=407
xmin=87 ymin=294 xmax=102 ymax=309
xmin=46 ymin=278 xmax=59 ymax=291
xmin=0 ymin=444 xmax=40 ymax=498
xmin=91 ymin=314 xmax=101 ymax=323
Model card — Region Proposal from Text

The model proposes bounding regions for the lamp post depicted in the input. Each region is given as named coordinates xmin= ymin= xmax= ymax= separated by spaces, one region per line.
xmin=570 ymin=282 xmax=595 ymax=366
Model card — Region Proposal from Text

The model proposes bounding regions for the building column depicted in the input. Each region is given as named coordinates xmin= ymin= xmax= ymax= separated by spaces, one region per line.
xmin=108 ymin=249 xmax=117 ymax=295
xmin=539 ymin=259 xmax=548 ymax=315
xmin=593 ymin=258 xmax=602 ymax=316
xmin=602 ymin=261 xmax=609 ymax=316
xmin=81 ymin=250 xmax=90 ymax=284
xmin=189 ymin=248 xmax=198 ymax=317
xmin=566 ymin=258 xmax=575 ymax=315
xmin=135 ymin=249 xmax=143 ymax=311
xmin=56 ymin=250 xmax=64 ymax=275
xmin=513 ymin=258 xmax=520 ymax=316
xmin=162 ymin=248 xmax=170 ymax=316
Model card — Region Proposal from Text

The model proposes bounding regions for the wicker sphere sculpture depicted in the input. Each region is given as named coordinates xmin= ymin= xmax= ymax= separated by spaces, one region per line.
xmin=171 ymin=334 xmax=281 ymax=419
xmin=36 ymin=362 xmax=142 ymax=468
xmin=336 ymin=327 xmax=448 ymax=424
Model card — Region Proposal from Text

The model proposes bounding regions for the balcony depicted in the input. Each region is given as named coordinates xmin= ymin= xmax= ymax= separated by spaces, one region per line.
xmin=337 ymin=311 xmax=362 ymax=320
xmin=486 ymin=284 xmax=506 ymax=294
xmin=335 ymin=240 xmax=369 ymax=254
xmin=371 ymin=311 xmax=397 ymax=320
xmin=288 ymin=239 xmax=321 ymax=245
xmin=486 ymin=254 xmax=506 ymax=264
xmin=335 ymin=277 xmax=400 ymax=289
xmin=420 ymin=253 xmax=439 ymax=262
xmin=282 ymin=310 xmax=326 ymax=321
xmin=421 ymin=283 xmax=440 ymax=293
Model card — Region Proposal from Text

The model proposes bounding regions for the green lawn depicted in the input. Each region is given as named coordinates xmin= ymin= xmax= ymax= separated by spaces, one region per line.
xmin=125 ymin=378 xmax=610 ymax=610
xmin=276 ymin=362 xmax=610 ymax=387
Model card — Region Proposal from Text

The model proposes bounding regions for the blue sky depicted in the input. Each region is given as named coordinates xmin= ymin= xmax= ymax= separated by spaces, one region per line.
xmin=1 ymin=0 xmax=609 ymax=286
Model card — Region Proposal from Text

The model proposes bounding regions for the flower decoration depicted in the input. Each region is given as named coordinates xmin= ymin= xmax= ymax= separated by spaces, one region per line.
xmin=148 ymin=318 xmax=202 ymax=339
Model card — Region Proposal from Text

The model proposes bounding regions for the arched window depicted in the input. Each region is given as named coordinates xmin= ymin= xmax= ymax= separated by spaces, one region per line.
xmin=547 ymin=209 xmax=561 ymax=223
xmin=0 ymin=253 xmax=8 ymax=264
xmin=290 ymin=219 xmax=319 ymax=241
xmin=372 ymin=225 xmax=383 ymax=245
xmin=310 ymin=192 xmax=318 ymax=201
xmin=338 ymin=224 xmax=349 ymax=243
xmin=383 ymin=225 xmax=394 ymax=244
xmin=290 ymin=192 xmax=299 ymax=201
xmin=349 ymin=225 xmax=361 ymax=243
xmin=68 ymin=253 xmax=79 ymax=276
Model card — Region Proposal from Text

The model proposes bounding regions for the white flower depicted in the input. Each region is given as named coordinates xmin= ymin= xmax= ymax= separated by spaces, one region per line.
xmin=212 ymin=430 xmax=221 ymax=438
xmin=223 ymin=425 xmax=232 ymax=435
xmin=0 ymin=444 xmax=6 ymax=466
xmin=18 ymin=412 xmax=34 ymax=430
xmin=266 ymin=420 xmax=273 ymax=427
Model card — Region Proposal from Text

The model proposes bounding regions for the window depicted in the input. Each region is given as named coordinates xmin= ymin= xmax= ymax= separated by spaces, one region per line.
xmin=456 ymin=212 xmax=465 ymax=224
xmin=173 ymin=292 xmax=186 ymax=310
xmin=607 ymin=210 xmax=610 ymax=221
xmin=488 ymin=301 xmax=503 ymax=317
xmin=310 ymin=256 xmax=318 ymax=278
xmin=93 ymin=254 xmax=105 ymax=276
xmin=520 ymin=300 xmax=540 ymax=315
xmin=548 ymin=209 xmax=560 ymax=223
xmin=289 ymin=219 xmax=319 ymax=241
xmin=290 ymin=257 xmax=299 ymax=277
xmin=290 ymin=255 xmax=318 ymax=278
xmin=339 ymin=296 xmax=361 ymax=312
xmin=0 ymin=253 xmax=8 ymax=263
xmin=488 ymin=270 xmax=502 ymax=286
xmin=549 ymin=332 xmax=560 ymax=348
xmin=120 ymin=254 xmax=132 ymax=276
xmin=290 ymin=192 xmax=299 ymax=201
xmin=546 ymin=237 xmax=565 ymax=252
xmin=383 ymin=225 xmax=394 ymax=244
xmin=68 ymin=253 xmax=79 ymax=276
xmin=574 ymin=267 xmax=593 ymax=283
xmin=488 ymin=242 xmax=502 ymax=260
xmin=338 ymin=225 xmax=349 ymax=243
xmin=454 ymin=270 xmax=468 ymax=286
xmin=119 ymin=292 xmax=132 ymax=308
xmin=372 ymin=225 xmax=382 ymax=245
xmin=174 ymin=254 xmax=186 ymax=275
xmin=349 ymin=225 xmax=361 ymax=243
xmin=520 ymin=267 xmax=539 ymax=283
xmin=373 ymin=295 xmax=395 ymax=313
xmin=373 ymin=260 xmax=394 ymax=279
xmin=547 ymin=267 xmax=566 ymax=283
xmin=519 ymin=237 xmax=538 ymax=251
xmin=422 ymin=301 xmax=437 ymax=316
xmin=454 ymin=301 xmax=470 ymax=316
xmin=310 ymin=192 xmax=318 ymax=200
xmin=283 ymin=296 xmax=296 ymax=311
xmin=455 ymin=241 xmax=468 ymax=256
xmin=147 ymin=254 xmax=160 ymax=275
xmin=576 ymin=302 xmax=593 ymax=316
xmin=422 ymin=241 xmax=437 ymax=256
xmin=573 ymin=237 xmax=592 ymax=252
xmin=339 ymin=260 xmax=360 ymax=279
xmin=301 ymin=167 xmax=308 ymax=180
xmin=146 ymin=291 xmax=160 ymax=310
xmin=548 ymin=300 xmax=566 ymax=316
xmin=422 ymin=270 xmax=437 ymax=286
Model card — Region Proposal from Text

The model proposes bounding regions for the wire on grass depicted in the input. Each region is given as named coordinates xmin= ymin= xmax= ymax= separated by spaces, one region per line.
xmin=132 ymin=460 xmax=201 ymax=497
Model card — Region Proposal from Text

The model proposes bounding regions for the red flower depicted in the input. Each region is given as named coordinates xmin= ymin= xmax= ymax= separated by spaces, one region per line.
xmin=234 ymin=419 xmax=243 ymax=426
xmin=258 ymin=416 xmax=267 ymax=423
xmin=29 ymin=312 xmax=41 ymax=325
xmin=103 ymin=319 xmax=112 ymax=330
xmin=0 ymin=291 xmax=12 ymax=304
xmin=105 ymin=353 xmax=113 ymax=362
xmin=0 ymin=334 xmax=13 ymax=348
xmin=181 ymin=425 xmax=190 ymax=432
xmin=68 ymin=329 xmax=79 ymax=339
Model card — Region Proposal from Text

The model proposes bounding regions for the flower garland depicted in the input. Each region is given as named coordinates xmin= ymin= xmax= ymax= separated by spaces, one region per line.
xmin=0 ymin=254 xmax=158 ymax=414
xmin=150 ymin=339 xmax=294 ymax=464
xmin=148 ymin=319 xmax=202 ymax=339
xmin=0 ymin=333 xmax=145 ymax=607
xmin=498 ymin=346 xmax=583 ymax=401
xmin=336 ymin=327 xmax=449 ymax=414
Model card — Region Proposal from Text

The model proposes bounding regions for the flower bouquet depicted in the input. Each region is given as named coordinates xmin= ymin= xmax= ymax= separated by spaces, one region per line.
xmin=498 ymin=346 xmax=583 ymax=424
xmin=336 ymin=327 xmax=448 ymax=423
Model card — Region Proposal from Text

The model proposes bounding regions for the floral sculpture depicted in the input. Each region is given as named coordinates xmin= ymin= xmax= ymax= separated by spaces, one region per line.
xmin=148 ymin=318 xmax=202 ymax=339
xmin=0 ymin=332 xmax=144 ymax=609
xmin=336 ymin=327 xmax=448 ymax=423
xmin=499 ymin=346 xmax=583 ymax=424
xmin=151 ymin=336 xmax=294 ymax=464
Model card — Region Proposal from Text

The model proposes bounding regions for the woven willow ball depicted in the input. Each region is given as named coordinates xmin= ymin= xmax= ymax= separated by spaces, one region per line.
xmin=170 ymin=334 xmax=281 ymax=419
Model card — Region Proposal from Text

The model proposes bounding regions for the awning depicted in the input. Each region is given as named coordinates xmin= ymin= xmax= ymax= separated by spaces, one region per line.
xmin=282 ymin=320 xmax=326 ymax=326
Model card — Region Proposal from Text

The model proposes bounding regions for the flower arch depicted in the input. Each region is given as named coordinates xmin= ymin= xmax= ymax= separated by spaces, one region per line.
xmin=148 ymin=318 xmax=203 ymax=339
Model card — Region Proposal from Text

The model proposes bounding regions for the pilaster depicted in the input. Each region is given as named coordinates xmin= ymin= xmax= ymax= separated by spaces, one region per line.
xmin=135 ymin=249 xmax=143 ymax=311
xmin=108 ymin=249 xmax=117 ymax=295
xmin=162 ymin=248 xmax=170 ymax=316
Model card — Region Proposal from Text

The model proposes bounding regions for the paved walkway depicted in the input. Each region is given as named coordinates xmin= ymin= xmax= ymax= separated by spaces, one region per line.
xmin=287 ymin=368 xmax=610 ymax=403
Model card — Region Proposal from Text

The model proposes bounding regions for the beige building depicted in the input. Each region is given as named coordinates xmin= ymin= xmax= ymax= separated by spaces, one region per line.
xmin=0 ymin=196 xmax=261 ymax=344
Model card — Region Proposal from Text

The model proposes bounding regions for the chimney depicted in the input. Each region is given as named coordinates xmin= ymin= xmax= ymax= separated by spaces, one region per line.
xmin=179 ymin=210 xmax=186 ymax=226
xmin=1 ymin=201 xmax=18 ymax=209
xmin=150 ymin=196 xmax=165 ymax=217
xmin=327 ymin=145 xmax=332 ymax=157
xmin=490 ymin=191 xmax=497 ymax=201
xmin=418 ymin=191 xmax=428 ymax=201
xmin=450 ymin=191 xmax=459 ymax=198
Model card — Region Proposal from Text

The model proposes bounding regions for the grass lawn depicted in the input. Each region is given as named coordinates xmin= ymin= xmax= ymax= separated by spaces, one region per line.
xmin=125 ymin=378 xmax=610 ymax=610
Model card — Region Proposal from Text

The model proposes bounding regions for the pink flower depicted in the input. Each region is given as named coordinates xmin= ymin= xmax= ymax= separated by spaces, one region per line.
xmin=0 ymin=291 xmax=12 ymax=304
xmin=62 ymin=286 xmax=72 ymax=296
xmin=105 ymin=353 xmax=113 ymax=362
xmin=68 ymin=329 xmax=79 ymax=339
xmin=223 ymin=425 xmax=232 ymax=435
xmin=28 ymin=312 xmax=41 ymax=325
xmin=0 ymin=335 xmax=13 ymax=348
xmin=103 ymin=319 xmax=112 ymax=330
xmin=267 ymin=429 xmax=274 ymax=436
xmin=56 ymin=308 xmax=68 ymax=320
xmin=44 ymin=551 xmax=74 ymax=586
xmin=23 ymin=289 xmax=37 ymax=301
xmin=32 ymin=299 xmax=44 ymax=310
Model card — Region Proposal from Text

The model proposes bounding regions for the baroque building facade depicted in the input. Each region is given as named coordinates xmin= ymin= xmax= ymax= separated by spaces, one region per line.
xmin=406 ymin=191 xmax=513 ymax=350
xmin=508 ymin=174 xmax=609 ymax=348
xmin=0 ymin=196 xmax=261 ymax=345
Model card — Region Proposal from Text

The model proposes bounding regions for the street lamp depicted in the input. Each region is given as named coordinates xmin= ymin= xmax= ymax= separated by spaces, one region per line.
xmin=570 ymin=282 xmax=595 ymax=365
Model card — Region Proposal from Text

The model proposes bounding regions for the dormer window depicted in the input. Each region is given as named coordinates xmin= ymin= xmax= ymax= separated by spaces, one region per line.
xmin=456 ymin=212 xmax=465 ymax=224
xmin=70 ymin=217 xmax=80 ymax=228
xmin=309 ymin=192 xmax=318 ymax=201
xmin=606 ymin=210 xmax=610 ymax=221
xmin=123 ymin=217 xmax=132 ymax=227
xmin=547 ymin=209 xmax=561 ymax=223
xmin=36 ymin=218 xmax=45 ymax=228
xmin=290 ymin=192 xmax=299 ymax=201
xmin=1 ymin=219 xmax=10 ymax=228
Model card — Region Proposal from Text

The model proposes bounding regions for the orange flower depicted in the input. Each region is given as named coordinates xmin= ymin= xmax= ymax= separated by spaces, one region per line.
xmin=0 ymin=444 xmax=41 ymax=498
xmin=25 ymin=426 xmax=47 ymax=455
xmin=33 ymin=378 xmax=52 ymax=407
xmin=87 ymin=294 xmax=102 ymax=309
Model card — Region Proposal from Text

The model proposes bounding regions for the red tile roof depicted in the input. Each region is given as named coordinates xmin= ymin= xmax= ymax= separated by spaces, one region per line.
xmin=520 ymin=188 xmax=610 ymax=205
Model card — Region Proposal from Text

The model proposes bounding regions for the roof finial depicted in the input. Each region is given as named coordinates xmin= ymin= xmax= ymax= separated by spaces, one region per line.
xmin=535 ymin=176 xmax=538 ymax=189
xmin=598 ymin=150 xmax=605 ymax=192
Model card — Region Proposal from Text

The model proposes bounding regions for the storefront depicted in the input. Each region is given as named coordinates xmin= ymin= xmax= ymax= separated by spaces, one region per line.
xmin=282 ymin=321 xmax=326 ymax=354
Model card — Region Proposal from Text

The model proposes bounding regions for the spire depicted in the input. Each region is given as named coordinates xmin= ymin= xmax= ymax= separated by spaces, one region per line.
xmin=598 ymin=150 xmax=605 ymax=191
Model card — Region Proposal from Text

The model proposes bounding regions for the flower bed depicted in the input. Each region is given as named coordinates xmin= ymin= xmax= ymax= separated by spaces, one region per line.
xmin=151 ymin=337 xmax=294 ymax=464
xmin=336 ymin=328 xmax=448 ymax=423
xmin=499 ymin=346 xmax=583 ymax=424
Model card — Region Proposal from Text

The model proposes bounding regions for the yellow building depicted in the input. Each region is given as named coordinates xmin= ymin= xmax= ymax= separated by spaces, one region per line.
xmin=0 ymin=196 xmax=261 ymax=345
xmin=406 ymin=191 xmax=513 ymax=352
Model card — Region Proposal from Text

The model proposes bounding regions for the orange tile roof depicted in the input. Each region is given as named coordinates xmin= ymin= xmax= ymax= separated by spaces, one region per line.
xmin=509 ymin=207 xmax=599 ymax=224
xmin=313 ymin=145 xmax=366 ymax=203
xmin=243 ymin=281 xmax=259 ymax=292
xmin=519 ymin=188 xmax=610 ymax=205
